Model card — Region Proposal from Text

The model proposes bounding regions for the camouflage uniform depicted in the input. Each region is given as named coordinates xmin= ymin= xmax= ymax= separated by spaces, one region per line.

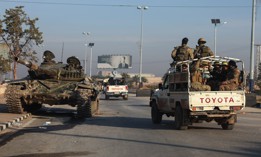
xmin=190 ymin=60 xmax=211 ymax=91
xmin=194 ymin=38 xmax=214 ymax=58
xmin=219 ymin=61 xmax=240 ymax=91
xmin=171 ymin=37 xmax=194 ymax=62
xmin=207 ymin=61 xmax=222 ymax=90
xmin=171 ymin=45 xmax=194 ymax=61
xmin=220 ymin=61 xmax=229 ymax=82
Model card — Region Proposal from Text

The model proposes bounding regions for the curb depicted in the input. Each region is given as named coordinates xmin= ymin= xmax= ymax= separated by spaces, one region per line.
xmin=0 ymin=113 xmax=31 ymax=132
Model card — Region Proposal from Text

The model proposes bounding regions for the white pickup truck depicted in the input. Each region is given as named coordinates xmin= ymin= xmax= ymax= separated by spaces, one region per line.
xmin=150 ymin=56 xmax=245 ymax=130
xmin=103 ymin=77 xmax=128 ymax=100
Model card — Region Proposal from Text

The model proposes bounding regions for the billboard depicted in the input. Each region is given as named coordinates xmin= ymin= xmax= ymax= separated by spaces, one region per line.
xmin=97 ymin=54 xmax=132 ymax=69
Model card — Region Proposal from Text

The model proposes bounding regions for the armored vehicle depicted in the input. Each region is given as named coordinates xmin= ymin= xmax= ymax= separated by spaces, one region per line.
xmin=150 ymin=56 xmax=245 ymax=130
xmin=4 ymin=54 xmax=99 ymax=118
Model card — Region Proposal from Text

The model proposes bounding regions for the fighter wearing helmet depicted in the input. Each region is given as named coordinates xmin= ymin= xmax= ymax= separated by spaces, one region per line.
xmin=194 ymin=38 xmax=214 ymax=58
xmin=220 ymin=61 xmax=229 ymax=82
xmin=190 ymin=60 xmax=211 ymax=91
xmin=171 ymin=37 xmax=194 ymax=62
xmin=219 ymin=60 xmax=240 ymax=91
xmin=41 ymin=50 xmax=56 ymax=65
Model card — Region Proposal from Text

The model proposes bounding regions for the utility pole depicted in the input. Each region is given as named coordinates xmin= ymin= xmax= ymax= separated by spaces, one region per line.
xmin=249 ymin=0 xmax=256 ymax=92
xmin=255 ymin=44 xmax=261 ymax=79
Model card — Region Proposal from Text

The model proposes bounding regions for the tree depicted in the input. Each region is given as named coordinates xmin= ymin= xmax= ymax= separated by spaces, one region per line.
xmin=258 ymin=63 xmax=261 ymax=80
xmin=132 ymin=75 xmax=139 ymax=86
xmin=0 ymin=6 xmax=43 ymax=79
xmin=0 ymin=55 xmax=11 ymax=80
xmin=121 ymin=72 xmax=130 ymax=79
xmin=131 ymin=75 xmax=148 ymax=87
xmin=142 ymin=76 xmax=148 ymax=83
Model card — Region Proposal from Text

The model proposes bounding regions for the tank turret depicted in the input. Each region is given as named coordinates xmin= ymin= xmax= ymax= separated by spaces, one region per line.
xmin=15 ymin=57 xmax=58 ymax=79
xmin=15 ymin=56 xmax=85 ymax=81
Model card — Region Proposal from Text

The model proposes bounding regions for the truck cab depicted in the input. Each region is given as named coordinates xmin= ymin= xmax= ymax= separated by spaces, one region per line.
xmin=150 ymin=56 xmax=245 ymax=130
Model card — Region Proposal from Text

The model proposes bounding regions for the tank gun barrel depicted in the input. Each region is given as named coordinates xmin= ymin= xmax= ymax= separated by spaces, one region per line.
xmin=15 ymin=57 xmax=38 ymax=70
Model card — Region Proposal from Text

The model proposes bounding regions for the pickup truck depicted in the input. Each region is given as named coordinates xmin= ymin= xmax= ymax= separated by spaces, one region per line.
xmin=150 ymin=56 xmax=245 ymax=130
xmin=103 ymin=77 xmax=128 ymax=100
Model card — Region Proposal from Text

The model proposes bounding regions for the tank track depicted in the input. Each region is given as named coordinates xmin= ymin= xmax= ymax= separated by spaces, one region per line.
xmin=4 ymin=84 xmax=25 ymax=114
xmin=76 ymin=89 xmax=99 ymax=118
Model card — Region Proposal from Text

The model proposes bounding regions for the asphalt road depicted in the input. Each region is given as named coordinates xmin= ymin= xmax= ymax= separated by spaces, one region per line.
xmin=0 ymin=94 xmax=260 ymax=157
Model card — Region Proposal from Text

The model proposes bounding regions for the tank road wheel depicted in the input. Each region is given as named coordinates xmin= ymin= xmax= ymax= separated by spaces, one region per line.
xmin=174 ymin=105 xmax=188 ymax=130
xmin=76 ymin=89 xmax=99 ymax=118
xmin=4 ymin=84 xmax=25 ymax=114
xmin=76 ymin=89 xmax=90 ymax=118
xmin=151 ymin=102 xmax=162 ymax=124
xmin=91 ymin=97 xmax=99 ymax=115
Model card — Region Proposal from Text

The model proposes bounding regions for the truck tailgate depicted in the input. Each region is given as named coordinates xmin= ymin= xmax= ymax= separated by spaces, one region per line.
xmin=107 ymin=85 xmax=128 ymax=93
xmin=189 ymin=91 xmax=245 ymax=111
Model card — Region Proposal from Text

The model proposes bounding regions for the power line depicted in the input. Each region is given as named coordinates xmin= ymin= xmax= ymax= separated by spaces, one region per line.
xmin=0 ymin=0 xmax=260 ymax=8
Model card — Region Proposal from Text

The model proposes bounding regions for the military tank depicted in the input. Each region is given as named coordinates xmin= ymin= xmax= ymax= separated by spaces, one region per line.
xmin=4 ymin=53 xmax=99 ymax=118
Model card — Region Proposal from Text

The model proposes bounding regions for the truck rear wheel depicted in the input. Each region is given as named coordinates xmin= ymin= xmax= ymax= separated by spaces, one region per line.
xmin=123 ymin=95 xmax=128 ymax=100
xmin=221 ymin=123 xmax=234 ymax=130
xmin=105 ymin=94 xmax=109 ymax=100
xmin=174 ymin=105 xmax=188 ymax=130
xmin=151 ymin=102 xmax=162 ymax=124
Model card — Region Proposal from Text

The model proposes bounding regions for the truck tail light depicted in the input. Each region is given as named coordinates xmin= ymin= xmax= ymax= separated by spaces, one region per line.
xmin=107 ymin=86 xmax=109 ymax=91
xmin=192 ymin=107 xmax=203 ymax=111
xmin=230 ymin=106 xmax=242 ymax=111
xmin=125 ymin=86 xmax=128 ymax=90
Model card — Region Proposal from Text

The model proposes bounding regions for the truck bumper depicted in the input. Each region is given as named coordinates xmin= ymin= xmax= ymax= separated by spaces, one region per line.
xmin=190 ymin=111 xmax=236 ymax=118
xmin=106 ymin=92 xmax=128 ymax=97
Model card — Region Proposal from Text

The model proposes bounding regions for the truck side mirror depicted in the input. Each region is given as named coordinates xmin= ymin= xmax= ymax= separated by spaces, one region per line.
xmin=158 ymin=83 xmax=163 ymax=90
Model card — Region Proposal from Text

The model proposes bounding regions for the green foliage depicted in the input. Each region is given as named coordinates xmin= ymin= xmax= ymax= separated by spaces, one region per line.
xmin=132 ymin=75 xmax=139 ymax=85
xmin=0 ymin=6 xmax=43 ymax=79
xmin=258 ymin=63 xmax=261 ymax=80
xmin=121 ymin=72 xmax=130 ymax=79
xmin=0 ymin=55 xmax=11 ymax=74
xmin=141 ymin=76 xmax=148 ymax=83
xmin=131 ymin=75 xmax=148 ymax=86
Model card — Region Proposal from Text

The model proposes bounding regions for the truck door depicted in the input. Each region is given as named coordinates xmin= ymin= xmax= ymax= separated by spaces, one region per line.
xmin=157 ymin=74 xmax=171 ymax=111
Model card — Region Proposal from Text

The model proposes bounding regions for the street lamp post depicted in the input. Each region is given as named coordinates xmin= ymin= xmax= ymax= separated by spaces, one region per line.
xmin=211 ymin=19 xmax=227 ymax=56
xmin=211 ymin=19 xmax=220 ymax=56
xmin=82 ymin=32 xmax=90 ymax=75
xmin=137 ymin=5 xmax=148 ymax=88
xmin=88 ymin=43 xmax=94 ymax=77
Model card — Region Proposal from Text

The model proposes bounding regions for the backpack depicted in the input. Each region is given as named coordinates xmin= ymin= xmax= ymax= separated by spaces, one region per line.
xmin=175 ymin=46 xmax=189 ymax=61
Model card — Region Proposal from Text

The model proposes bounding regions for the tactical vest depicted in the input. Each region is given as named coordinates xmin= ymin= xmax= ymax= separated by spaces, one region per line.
xmin=199 ymin=46 xmax=211 ymax=57
xmin=175 ymin=46 xmax=189 ymax=61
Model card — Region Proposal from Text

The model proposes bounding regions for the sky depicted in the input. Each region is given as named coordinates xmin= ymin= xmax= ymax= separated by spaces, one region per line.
xmin=0 ymin=0 xmax=261 ymax=77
